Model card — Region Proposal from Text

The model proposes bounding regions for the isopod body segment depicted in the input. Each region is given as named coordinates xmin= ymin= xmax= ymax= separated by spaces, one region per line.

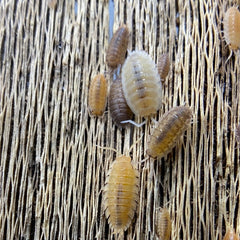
xmin=224 ymin=7 xmax=240 ymax=50
xmin=109 ymin=77 xmax=133 ymax=128
xmin=106 ymin=25 xmax=129 ymax=69
xmin=146 ymin=106 xmax=192 ymax=158
xmin=155 ymin=208 xmax=172 ymax=240
xmin=223 ymin=228 xmax=239 ymax=240
xmin=121 ymin=50 xmax=162 ymax=117
xmin=103 ymin=156 xmax=139 ymax=233
xmin=88 ymin=74 xmax=108 ymax=116
xmin=157 ymin=53 xmax=170 ymax=81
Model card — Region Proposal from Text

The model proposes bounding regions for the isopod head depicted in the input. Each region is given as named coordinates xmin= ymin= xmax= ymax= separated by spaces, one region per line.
xmin=155 ymin=208 xmax=172 ymax=240
xmin=121 ymin=50 xmax=162 ymax=117
xmin=224 ymin=7 xmax=240 ymax=50
xmin=106 ymin=25 xmax=129 ymax=69
xmin=88 ymin=74 xmax=108 ymax=116
xmin=103 ymin=156 xmax=139 ymax=233
xmin=146 ymin=106 xmax=192 ymax=158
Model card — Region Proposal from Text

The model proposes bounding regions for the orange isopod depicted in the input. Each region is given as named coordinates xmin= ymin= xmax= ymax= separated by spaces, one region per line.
xmin=223 ymin=228 xmax=239 ymax=240
xmin=88 ymin=74 xmax=108 ymax=116
xmin=224 ymin=7 xmax=240 ymax=50
xmin=155 ymin=208 xmax=172 ymax=240
xmin=103 ymin=156 xmax=139 ymax=233
xmin=158 ymin=53 xmax=170 ymax=81
xmin=146 ymin=106 xmax=192 ymax=158
xmin=121 ymin=50 xmax=162 ymax=117
xmin=106 ymin=25 xmax=129 ymax=69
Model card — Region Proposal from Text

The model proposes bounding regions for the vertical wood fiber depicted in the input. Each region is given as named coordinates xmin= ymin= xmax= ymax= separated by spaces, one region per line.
xmin=0 ymin=0 xmax=240 ymax=239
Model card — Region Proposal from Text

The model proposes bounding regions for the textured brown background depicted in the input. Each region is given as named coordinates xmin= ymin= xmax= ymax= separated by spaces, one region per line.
xmin=0 ymin=0 xmax=240 ymax=239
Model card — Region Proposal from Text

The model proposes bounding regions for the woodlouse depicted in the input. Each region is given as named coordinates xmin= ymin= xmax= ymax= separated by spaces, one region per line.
xmin=106 ymin=25 xmax=129 ymax=69
xmin=121 ymin=50 xmax=162 ymax=117
xmin=155 ymin=208 xmax=172 ymax=240
xmin=88 ymin=74 xmax=108 ymax=116
xmin=157 ymin=53 xmax=170 ymax=81
xmin=146 ymin=106 xmax=192 ymax=158
xmin=224 ymin=7 xmax=240 ymax=50
xmin=109 ymin=77 xmax=133 ymax=128
xmin=47 ymin=0 xmax=57 ymax=8
xmin=103 ymin=156 xmax=139 ymax=233
xmin=235 ymin=123 xmax=240 ymax=143
xmin=223 ymin=228 xmax=239 ymax=240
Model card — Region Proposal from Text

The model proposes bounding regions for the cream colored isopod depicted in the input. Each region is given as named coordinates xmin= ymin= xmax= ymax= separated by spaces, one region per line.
xmin=121 ymin=50 xmax=162 ymax=117
xmin=224 ymin=7 xmax=240 ymax=51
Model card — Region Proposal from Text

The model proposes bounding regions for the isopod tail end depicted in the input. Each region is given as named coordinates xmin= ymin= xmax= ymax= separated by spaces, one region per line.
xmin=120 ymin=120 xmax=146 ymax=127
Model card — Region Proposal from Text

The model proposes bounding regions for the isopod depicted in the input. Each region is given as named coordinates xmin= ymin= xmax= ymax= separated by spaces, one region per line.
xmin=223 ymin=228 xmax=239 ymax=240
xmin=146 ymin=106 xmax=192 ymax=158
xmin=224 ymin=7 xmax=240 ymax=50
xmin=155 ymin=208 xmax=172 ymax=240
xmin=157 ymin=53 xmax=170 ymax=81
xmin=88 ymin=74 xmax=108 ymax=116
xmin=103 ymin=156 xmax=139 ymax=233
xmin=121 ymin=50 xmax=162 ymax=117
xmin=106 ymin=25 xmax=129 ymax=69
xmin=235 ymin=123 xmax=240 ymax=143
xmin=47 ymin=0 xmax=57 ymax=8
xmin=109 ymin=77 xmax=133 ymax=128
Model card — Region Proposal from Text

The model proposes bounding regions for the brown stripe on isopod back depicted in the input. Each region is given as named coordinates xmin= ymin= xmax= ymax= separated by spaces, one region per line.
xmin=88 ymin=74 xmax=108 ymax=116
xmin=146 ymin=106 xmax=192 ymax=158
xmin=103 ymin=156 xmax=139 ymax=233
xmin=106 ymin=25 xmax=129 ymax=69
xmin=109 ymin=77 xmax=133 ymax=128
xmin=121 ymin=50 xmax=162 ymax=117
xmin=224 ymin=7 xmax=240 ymax=50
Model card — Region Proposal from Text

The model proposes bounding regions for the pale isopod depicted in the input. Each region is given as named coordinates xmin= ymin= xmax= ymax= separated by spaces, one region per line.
xmin=88 ymin=74 xmax=108 ymax=116
xmin=158 ymin=53 xmax=170 ymax=81
xmin=224 ymin=7 xmax=240 ymax=50
xmin=155 ymin=208 xmax=172 ymax=240
xmin=103 ymin=156 xmax=139 ymax=233
xmin=146 ymin=106 xmax=192 ymax=158
xmin=106 ymin=25 xmax=129 ymax=69
xmin=223 ymin=228 xmax=239 ymax=240
xmin=109 ymin=77 xmax=133 ymax=128
xmin=121 ymin=50 xmax=162 ymax=117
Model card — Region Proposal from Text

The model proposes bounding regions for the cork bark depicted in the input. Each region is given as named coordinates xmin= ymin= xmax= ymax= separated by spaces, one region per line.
xmin=0 ymin=0 xmax=240 ymax=239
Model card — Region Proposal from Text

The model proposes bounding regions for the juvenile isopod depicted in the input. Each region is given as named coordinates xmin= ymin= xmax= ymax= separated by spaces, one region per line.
xmin=157 ymin=53 xmax=170 ymax=81
xmin=103 ymin=156 xmax=139 ymax=233
xmin=155 ymin=208 xmax=172 ymax=240
xmin=223 ymin=228 xmax=239 ymax=240
xmin=109 ymin=77 xmax=133 ymax=128
xmin=146 ymin=106 xmax=192 ymax=158
xmin=106 ymin=25 xmax=129 ymax=69
xmin=47 ymin=0 xmax=57 ymax=8
xmin=121 ymin=50 xmax=162 ymax=117
xmin=224 ymin=7 xmax=240 ymax=50
xmin=235 ymin=123 xmax=240 ymax=143
xmin=88 ymin=74 xmax=108 ymax=116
